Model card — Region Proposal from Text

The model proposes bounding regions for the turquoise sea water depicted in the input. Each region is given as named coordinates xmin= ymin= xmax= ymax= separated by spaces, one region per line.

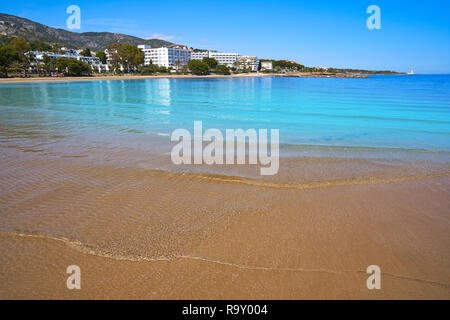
xmin=0 ymin=75 xmax=449 ymax=164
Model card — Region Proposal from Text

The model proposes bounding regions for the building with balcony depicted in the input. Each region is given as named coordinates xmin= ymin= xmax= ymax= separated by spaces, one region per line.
xmin=27 ymin=49 xmax=102 ymax=71
xmin=239 ymin=56 xmax=259 ymax=71
xmin=190 ymin=50 xmax=239 ymax=68
xmin=139 ymin=44 xmax=191 ymax=70
xmin=209 ymin=52 xmax=240 ymax=68
xmin=190 ymin=51 xmax=209 ymax=60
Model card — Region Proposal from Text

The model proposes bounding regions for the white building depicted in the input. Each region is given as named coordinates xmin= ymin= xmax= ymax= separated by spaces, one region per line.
xmin=190 ymin=50 xmax=239 ymax=68
xmin=190 ymin=51 xmax=209 ymax=60
xmin=139 ymin=44 xmax=190 ymax=70
xmin=209 ymin=52 xmax=240 ymax=68
xmin=239 ymin=56 xmax=259 ymax=71
xmin=104 ymin=48 xmax=121 ymax=72
xmin=28 ymin=49 xmax=102 ymax=71
xmin=260 ymin=61 xmax=273 ymax=71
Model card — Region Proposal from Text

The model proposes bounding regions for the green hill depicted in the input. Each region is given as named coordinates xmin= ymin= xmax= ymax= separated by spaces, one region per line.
xmin=0 ymin=13 xmax=173 ymax=51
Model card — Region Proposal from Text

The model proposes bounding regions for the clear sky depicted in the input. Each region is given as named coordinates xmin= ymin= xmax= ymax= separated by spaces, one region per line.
xmin=1 ymin=0 xmax=449 ymax=73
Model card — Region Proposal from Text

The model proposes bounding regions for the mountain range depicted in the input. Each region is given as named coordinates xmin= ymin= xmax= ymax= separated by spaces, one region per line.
xmin=0 ymin=13 xmax=173 ymax=51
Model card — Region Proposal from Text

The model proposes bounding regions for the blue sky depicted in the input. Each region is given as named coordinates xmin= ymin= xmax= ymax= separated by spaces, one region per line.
xmin=1 ymin=0 xmax=449 ymax=73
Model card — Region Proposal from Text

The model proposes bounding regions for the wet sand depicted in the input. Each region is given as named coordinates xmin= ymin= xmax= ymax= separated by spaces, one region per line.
xmin=0 ymin=154 xmax=449 ymax=299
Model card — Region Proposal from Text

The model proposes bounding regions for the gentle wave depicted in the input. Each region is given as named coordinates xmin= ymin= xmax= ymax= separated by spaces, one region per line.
xmin=144 ymin=168 xmax=450 ymax=190
xmin=2 ymin=231 xmax=448 ymax=288
xmin=279 ymin=143 xmax=450 ymax=154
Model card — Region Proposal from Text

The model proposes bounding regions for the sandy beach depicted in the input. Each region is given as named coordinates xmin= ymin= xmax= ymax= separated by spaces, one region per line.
xmin=0 ymin=75 xmax=448 ymax=300
xmin=0 ymin=153 xmax=449 ymax=299
xmin=0 ymin=72 xmax=369 ymax=84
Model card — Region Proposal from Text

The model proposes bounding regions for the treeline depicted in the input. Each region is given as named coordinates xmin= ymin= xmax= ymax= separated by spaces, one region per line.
xmin=0 ymin=36 xmax=93 ymax=77
xmin=260 ymin=60 xmax=325 ymax=73
xmin=0 ymin=35 xmax=52 ymax=52
xmin=41 ymin=56 xmax=91 ymax=76
xmin=140 ymin=57 xmax=231 ymax=75
xmin=272 ymin=60 xmax=305 ymax=71
xmin=106 ymin=43 xmax=144 ymax=73
xmin=260 ymin=59 xmax=402 ymax=74
xmin=187 ymin=57 xmax=230 ymax=75
xmin=326 ymin=68 xmax=401 ymax=74
xmin=0 ymin=37 xmax=37 ymax=77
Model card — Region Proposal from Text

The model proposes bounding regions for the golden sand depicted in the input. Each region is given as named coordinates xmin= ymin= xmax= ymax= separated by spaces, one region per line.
xmin=0 ymin=153 xmax=449 ymax=299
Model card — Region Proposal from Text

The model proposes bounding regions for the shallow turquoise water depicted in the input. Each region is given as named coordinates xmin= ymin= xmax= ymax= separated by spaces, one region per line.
xmin=0 ymin=75 xmax=449 ymax=159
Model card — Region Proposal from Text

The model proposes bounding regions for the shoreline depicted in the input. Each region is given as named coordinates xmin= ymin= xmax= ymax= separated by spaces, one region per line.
xmin=0 ymin=72 xmax=372 ymax=84
xmin=0 ymin=158 xmax=448 ymax=298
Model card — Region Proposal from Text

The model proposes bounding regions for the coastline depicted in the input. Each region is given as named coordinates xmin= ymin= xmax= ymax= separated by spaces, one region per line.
xmin=0 ymin=72 xmax=370 ymax=84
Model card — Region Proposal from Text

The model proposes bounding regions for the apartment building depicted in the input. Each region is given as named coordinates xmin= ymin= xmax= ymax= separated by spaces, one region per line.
xmin=239 ymin=56 xmax=259 ymax=71
xmin=260 ymin=61 xmax=273 ymax=71
xmin=190 ymin=50 xmax=239 ymax=68
xmin=138 ymin=44 xmax=191 ymax=70
xmin=28 ymin=49 xmax=102 ymax=69
xmin=209 ymin=52 xmax=240 ymax=67
xmin=190 ymin=51 xmax=209 ymax=60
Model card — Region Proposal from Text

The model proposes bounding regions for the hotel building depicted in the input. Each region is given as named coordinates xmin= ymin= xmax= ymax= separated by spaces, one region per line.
xmin=239 ymin=56 xmax=259 ymax=71
xmin=28 ymin=49 xmax=102 ymax=70
xmin=190 ymin=50 xmax=240 ymax=68
xmin=190 ymin=51 xmax=209 ymax=60
xmin=138 ymin=44 xmax=191 ymax=70
xmin=209 ymin=52 xmax=240 ymax=67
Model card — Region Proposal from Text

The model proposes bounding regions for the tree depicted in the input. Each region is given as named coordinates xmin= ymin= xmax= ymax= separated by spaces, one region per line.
xmin=139 ymin=61 xmax=157 ymax=74
xmin=272 ymin=60 xmax=305 ymax=72
xmin=8 ymin=37 xmax=31 ymax=76
xmin=23 ymin=51 xmax=36 ymax=75
xmin=232 ymin=61 xmax=240 ymax=73
xmin=139 ymin=65 xmax=155 ymax=75
xmin=42 ymin=54 xmax=54 ymax=75
xmin=106 ymin=43 xmax=122 ymax=73
xmin=0 ymin=47 xmax=19 ymax=77
xmin=29 ymin=40 xmax=52 ymax=52
xmin=67 ymin=59 xmax=91 ymax=76
xmin=0 ymin=35 xmax=13 ymax=47
xmin=157 ymin=65 xmax=168 ymax=73
xmin=120 ymin=43 xmax=144 ymax=73
xmin=8 ymin=37 xmax=30 ymax=55
xmin=96 ymin=51 xmax=107 ymax=64
xmin=80 ymin=48 xmax=92 ymax=57
xmin=106 ymin=43 xmax=144 ymax=73
xmin=55 ymin=57 xmax=91 ymax=76
xmin=215 ymin=64 xmax=230 ymax=75
xmin=187 ymin=60 xmax=209 ymax=75
xmin=202 ymin=57 xmax=218 ymax=70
